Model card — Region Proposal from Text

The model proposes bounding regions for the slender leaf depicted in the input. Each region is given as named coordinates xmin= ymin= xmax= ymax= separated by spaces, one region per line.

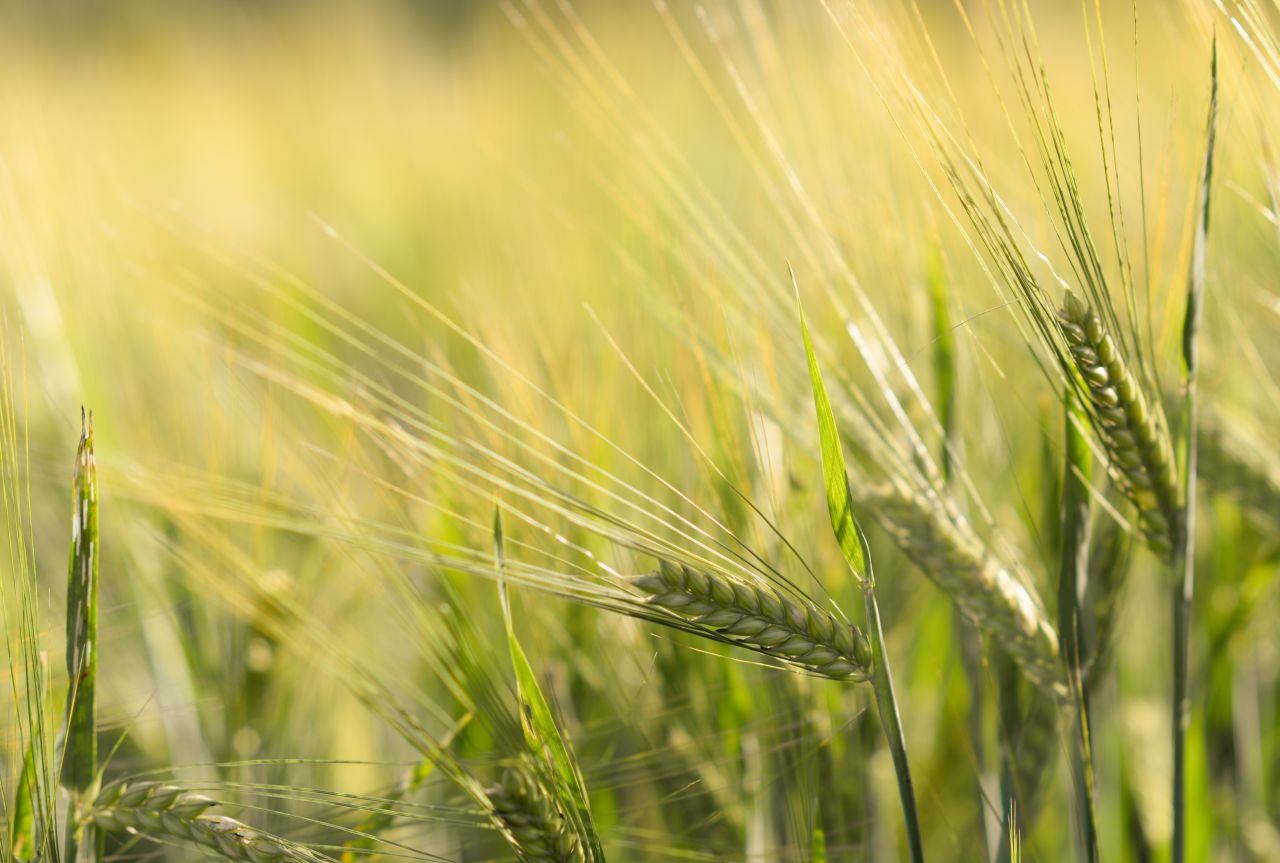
xmin=10 ymin=741 xmax=37 ymax=863
xmin=797 ymin=291 xmax=923 ymax=862
xmin=796 ymin=288 xmax=866 ymax=583
xmin=494 ymin=506 xmax=604 ymax=863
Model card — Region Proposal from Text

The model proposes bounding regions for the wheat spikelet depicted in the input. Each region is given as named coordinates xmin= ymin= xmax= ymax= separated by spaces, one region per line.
xmin=1197 ymin=411 xmax=1280 ymax=522
xmin=1057 ymin=291 xmax=1180 ymax=559
xmin=632 ymin=561 xmax=872 ymax=681
xmin=863 ymin=484 xmax=1063 ymax=696
xmin=485 ymin=764 xmax=585 ymax=863
xmin=87 ymin=782 xmax=329 ymax=863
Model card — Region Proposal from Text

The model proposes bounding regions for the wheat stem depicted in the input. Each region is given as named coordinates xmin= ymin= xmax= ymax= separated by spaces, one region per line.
xmin=1172 ymin=41 xmax=1215 ymax=863
xmin=62 ymin=408 xmax=99 ymax=863
xmin=1059 ymin=398 xmax=1099 ymax=861
xmin=862 ymin=578 xmax=925 ymax=862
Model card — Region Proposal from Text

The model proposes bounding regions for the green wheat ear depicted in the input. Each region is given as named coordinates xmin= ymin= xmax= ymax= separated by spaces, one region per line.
xmin=633 ymin=561 xmax=873 ymax=680
xmin=485 ymin=761 xmax=586 ymax=863
xmin=62 ymin=408 xmax=100 ymax=862
xmin=1057 ymin=292 xmax=1180 ymax=559
xmin=88 ymin=782 xmax=329 ymax=863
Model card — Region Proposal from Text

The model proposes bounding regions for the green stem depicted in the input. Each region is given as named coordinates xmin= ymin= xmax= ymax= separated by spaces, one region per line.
xmin=62 ymin=411 xmax=99 ymax=863
xmin=1059 ymin=398 xmax=1098 ymax=862
xmin=863 ymin=580 xmax=924 ymax=863
xmin=1173 ymin=40 xmax=1214 ymax=861
xmin=1171 ymin=401 xmax=1196 ymax=863
xmin=994 ymin=654 xmax=1018 ymax=863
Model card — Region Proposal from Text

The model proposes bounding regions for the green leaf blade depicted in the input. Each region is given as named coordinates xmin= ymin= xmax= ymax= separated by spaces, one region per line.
xmin=494 ymin=507 xmax=604 ymax=863
xmin=797 ymin=293 xmax=867 ymax=582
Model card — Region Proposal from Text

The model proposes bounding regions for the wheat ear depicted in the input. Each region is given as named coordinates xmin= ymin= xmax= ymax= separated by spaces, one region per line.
xmin=1057 ymin=291 xmax=1180 ymax=559
xmin=486 ymin=764 xmax=585 ymax=863
xmin=864 ymin=484 xmax=1063 ymax=696
xmin=87 ymin=782 xmax=329 ymax=863
xmin=632 ymin=560 xmax=872 ymax=680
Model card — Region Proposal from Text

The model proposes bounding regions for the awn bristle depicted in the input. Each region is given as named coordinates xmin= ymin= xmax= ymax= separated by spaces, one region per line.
xmin=87 ymin=782 xmax=329 ymax=863
xmin=633 ymin=560 xmax=872 ymax=680
xmin=1057 ymin=291 xmax=1180 ymax=560
xmin=864 ymin=484 xmax=1063 ymax=697
xmin=486 ymin=764 xmax=585 ymax=863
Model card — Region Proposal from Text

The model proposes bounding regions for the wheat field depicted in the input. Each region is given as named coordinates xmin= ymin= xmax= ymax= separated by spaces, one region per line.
xmin=1 ymin=1 xmax=1277 ymax=861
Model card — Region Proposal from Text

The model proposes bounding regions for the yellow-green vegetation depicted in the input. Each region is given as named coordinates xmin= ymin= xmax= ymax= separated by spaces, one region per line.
xmin=1 ymin=2 xmax=1277 ymax=862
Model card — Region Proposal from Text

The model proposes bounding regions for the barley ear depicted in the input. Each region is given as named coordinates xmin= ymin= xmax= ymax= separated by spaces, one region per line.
xmin=865 ymin=484 xmax=1063 ymax=697
xmin=485 ymin=762 xmax=586 ymax=863
xmin=1057 ymin=293 xmax=1180 ymax=559
xmin=87 ymin=781 xmax=328 ymax=863
xmin=62 ymin=408 xmax=99 ymax=863
xmin=633 ymin=564 xmax=872 ymax=680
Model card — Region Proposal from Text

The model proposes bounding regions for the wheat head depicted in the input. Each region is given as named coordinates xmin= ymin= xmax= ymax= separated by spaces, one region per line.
xmin=1058 ymin=291 xmax=1180 ymax=560
xmin=486 ymin=763 xmax=585 ymax=863
xmin=633 ymin=560 xmax=872 ymax=681
xmin=87 ymin=782 xmax=328 ymax=863
xmin=864 ymin=483 xmax=1063 ymax=696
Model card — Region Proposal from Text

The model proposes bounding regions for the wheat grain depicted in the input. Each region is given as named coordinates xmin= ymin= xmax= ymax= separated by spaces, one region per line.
xmin=632 ymin=560 xmax=872 ymax=681
xmin=1057 ymin=291 xmax=1180 ymax=559
xmin=87 ymin=782 xmax=329 ymax=863
xmin=486 ymin=764 xmax=585 ymax=863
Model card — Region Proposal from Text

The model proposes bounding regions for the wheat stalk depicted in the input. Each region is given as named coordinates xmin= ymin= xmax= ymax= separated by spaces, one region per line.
xmin=485 ymin=763 xmax=585 ymax=863
xmin=864 ymin=483 xmax=1063 ymax=696
xmin=632 ymin=560 xmax=872 ymax=681
xmin=87 ymin=782 xmax=329 ymax=863
xmin=1057 ymin=291 xmax=1180 ymax=560
xmin=63 ymin=408 xmax=99 ymax=863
